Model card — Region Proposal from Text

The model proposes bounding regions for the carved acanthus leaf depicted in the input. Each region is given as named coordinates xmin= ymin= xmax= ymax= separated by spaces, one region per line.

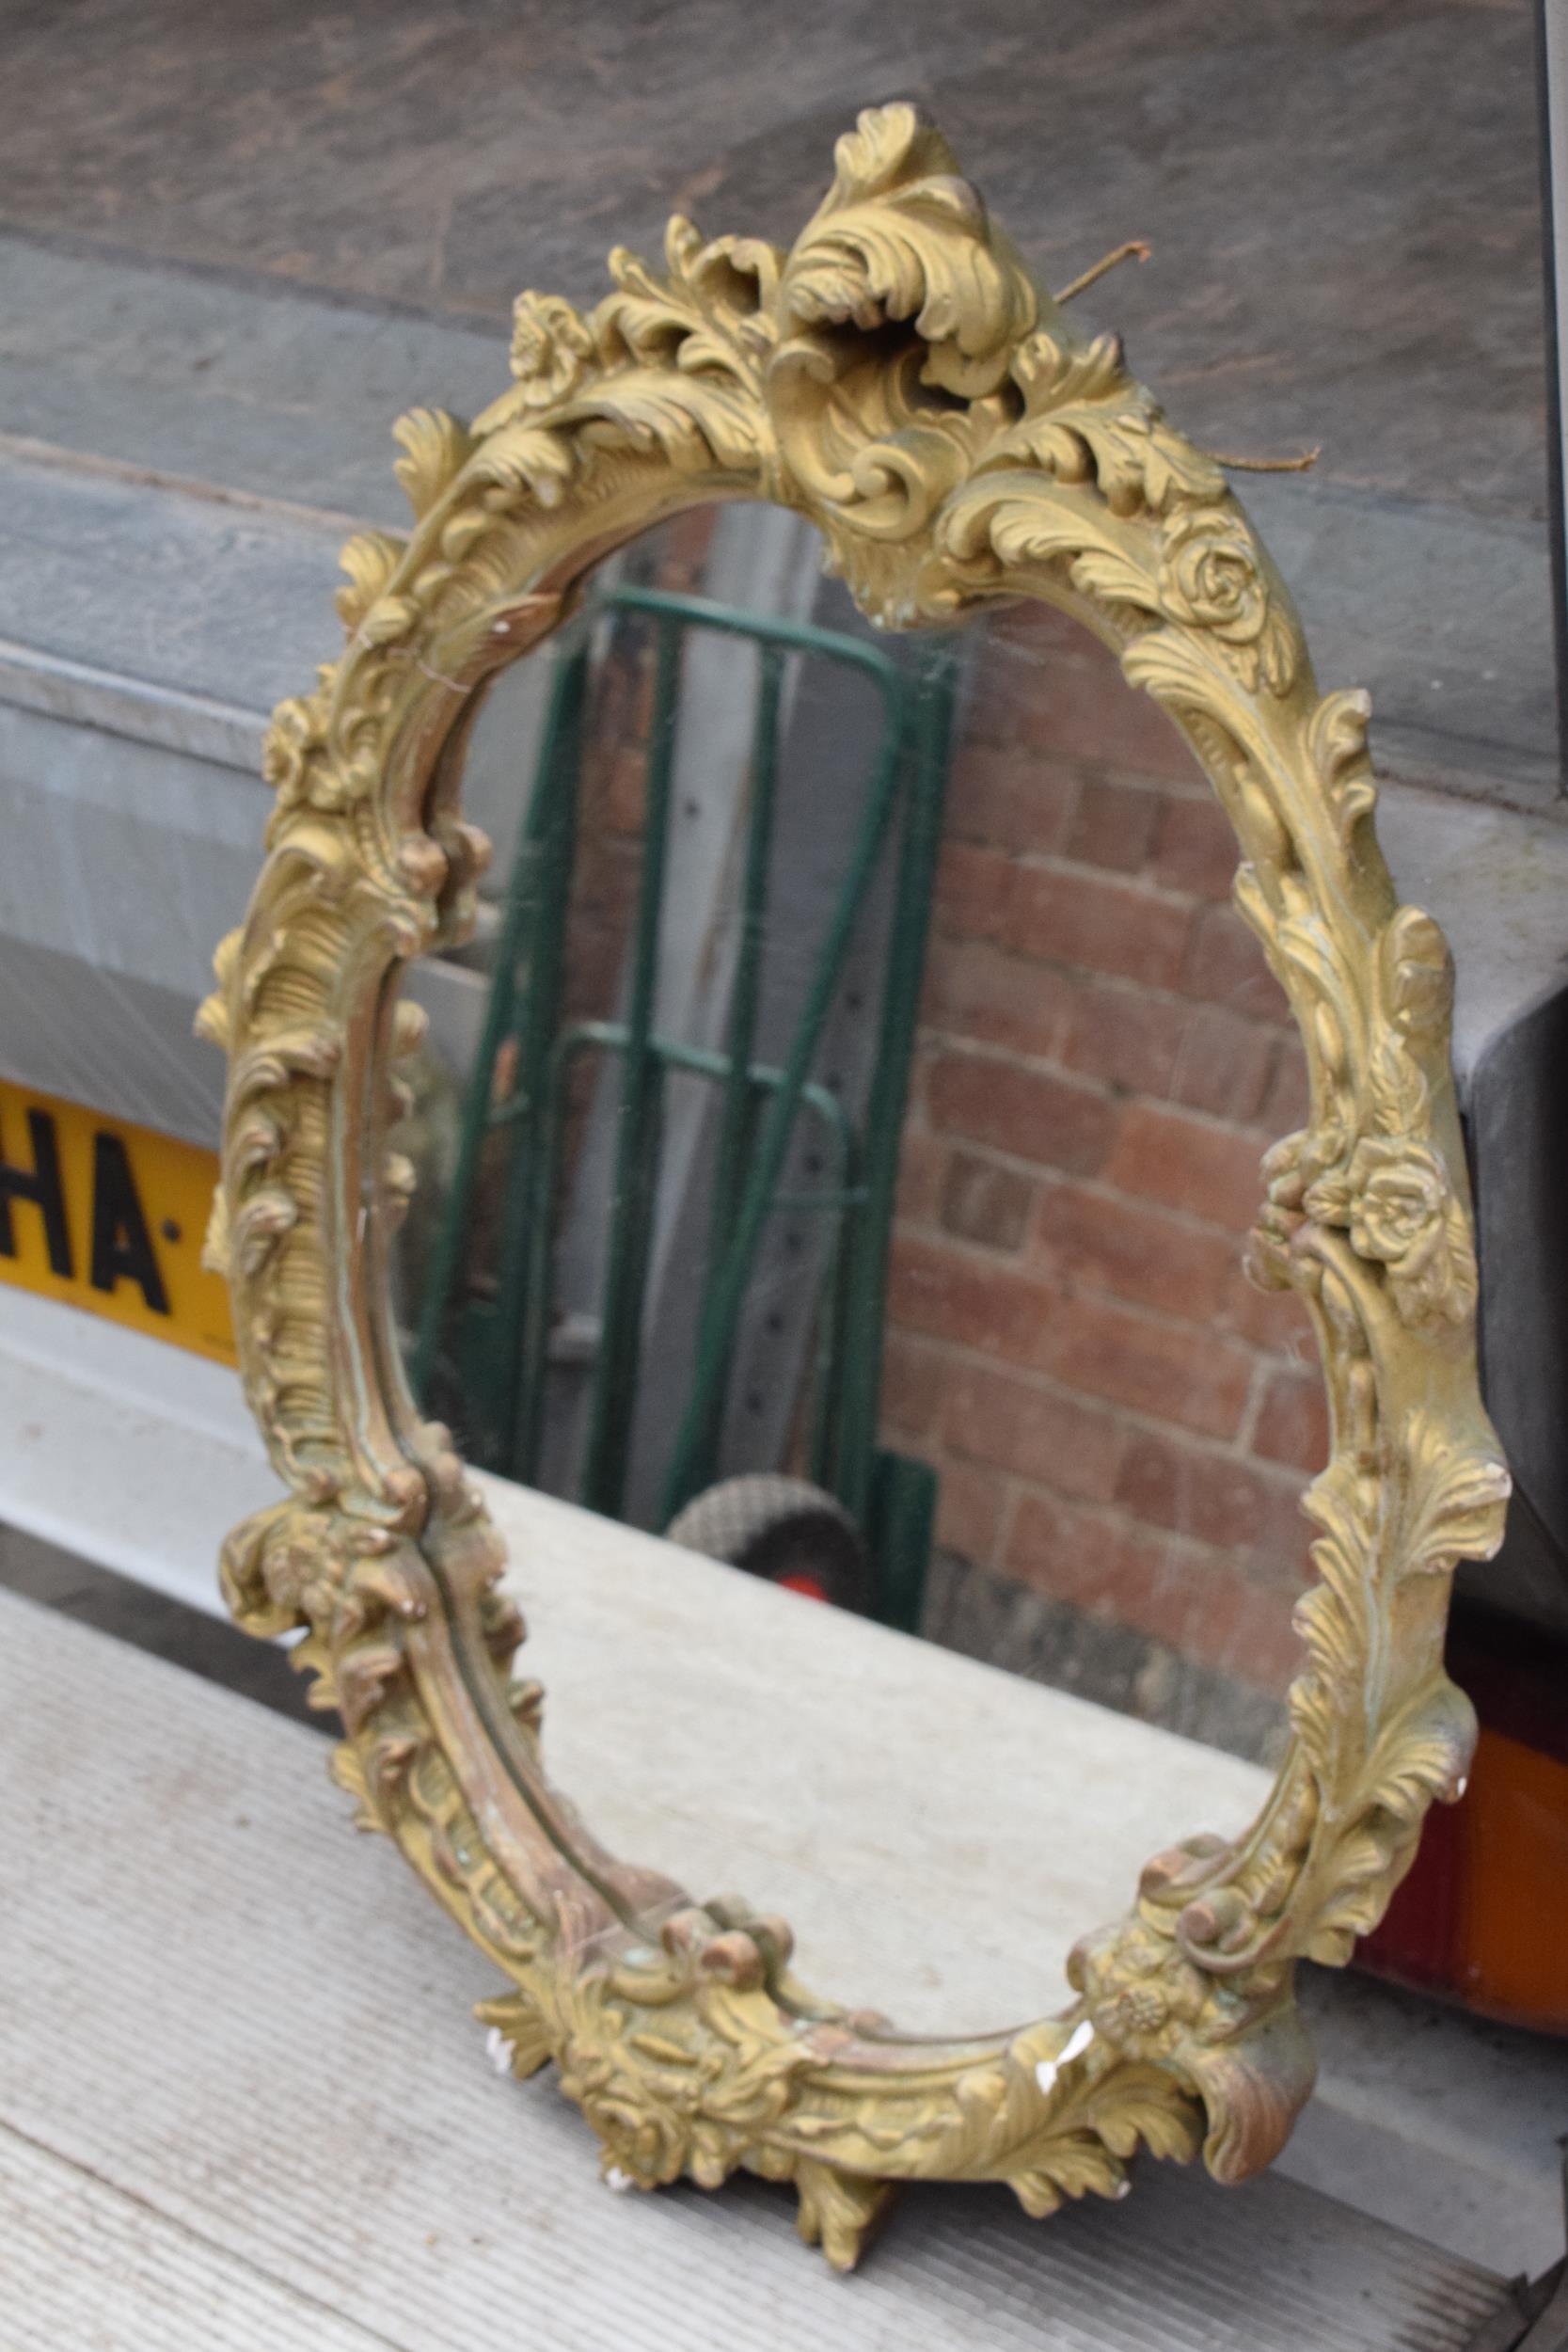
xmin=571 ymin=373 xmax=769 ymax=477
xmin=781 ymin=103 xmax=1035 ymax=399
xmin=594 ymin=216 xmax=778 ymax=386
xmin=473 ymin=1992 xmax=557 ymax=2080
xmin=996 ymin=328 xmax=1227 ymax=516
xmin=336 ymin=531 xmax=408 ymax=629
xmin=391 ymin=406 xmax=477 ymax=518
xmin=1183 ymin=2001 xmax=1317 ymax=2183
xmin=1307 ymin=688 xmax=1377 ymax=843
xmin=204 ymin=100 xmax=1510 ymax=2265
xmin=468 ymin=421 xmax=577 ymax=504
xmin=1398 ymin=1415 xmax=1513 ymax=1577
xmin=791 ymin=2161 xmax=894 ymax=2269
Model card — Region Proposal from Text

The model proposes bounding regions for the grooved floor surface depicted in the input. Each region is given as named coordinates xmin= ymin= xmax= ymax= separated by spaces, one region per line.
xmin=0 ymin=1584 xmax=1516 ymax=2349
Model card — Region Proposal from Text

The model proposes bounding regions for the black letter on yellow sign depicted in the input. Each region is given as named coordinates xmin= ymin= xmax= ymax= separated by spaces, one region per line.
xmin=0 ymin=1106 xmax=73 ymax=1277
xmin=89 ymin=1132 xmax=170 ymax=1314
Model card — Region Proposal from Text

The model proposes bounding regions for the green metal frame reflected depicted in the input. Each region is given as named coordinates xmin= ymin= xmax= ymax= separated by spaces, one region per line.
xmin=408 ymin=583 xmax=955 ymax=1624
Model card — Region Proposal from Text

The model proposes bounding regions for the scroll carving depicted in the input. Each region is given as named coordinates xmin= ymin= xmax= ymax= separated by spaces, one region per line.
xmin=199 ymin=103 xmax=1509 ymax=2265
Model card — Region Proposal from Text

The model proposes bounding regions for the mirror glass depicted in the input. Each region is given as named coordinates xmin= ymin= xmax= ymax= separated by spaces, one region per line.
xmin=389 ymin=504 xmax=1313 ymax=2027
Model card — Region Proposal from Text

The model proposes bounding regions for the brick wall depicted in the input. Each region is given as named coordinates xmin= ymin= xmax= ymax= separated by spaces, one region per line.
xmin=884 ymin=601 xmax=1323 ymax=1757
xmin=457 ymin=516 xmax=1327 ymax=1761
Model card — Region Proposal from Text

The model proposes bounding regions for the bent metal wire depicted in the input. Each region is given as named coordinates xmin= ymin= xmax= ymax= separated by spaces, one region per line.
xmin=199 ymin=105 xmax=1510 ymax=2267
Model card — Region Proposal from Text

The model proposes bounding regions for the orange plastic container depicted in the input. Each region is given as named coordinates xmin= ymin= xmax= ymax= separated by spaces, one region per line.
xmin=1359 ymin=1608 xmax=1568 ymax=2032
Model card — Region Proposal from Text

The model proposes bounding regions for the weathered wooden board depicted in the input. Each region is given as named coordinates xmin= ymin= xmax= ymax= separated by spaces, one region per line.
xmin=0 ymin=1586 xmax=1515 ymax=2349
xmin=3 ymin=2127 xmax=389 ymax=2352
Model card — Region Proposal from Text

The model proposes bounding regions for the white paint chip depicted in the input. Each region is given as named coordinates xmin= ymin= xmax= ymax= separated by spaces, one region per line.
xmin=1035 ymin=2018 xmax=1095 ymax=2097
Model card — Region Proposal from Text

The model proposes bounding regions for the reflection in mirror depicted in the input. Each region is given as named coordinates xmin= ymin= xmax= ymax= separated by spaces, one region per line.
xmin=402 ymin=501 xmax=926 ymax=1582
xmin=388 ymin=503 xmax=1311 ymax=2020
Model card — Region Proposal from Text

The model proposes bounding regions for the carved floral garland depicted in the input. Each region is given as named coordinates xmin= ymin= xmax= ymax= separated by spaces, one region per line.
xmin=198 ymin=104 xmax=1509 ymax=2267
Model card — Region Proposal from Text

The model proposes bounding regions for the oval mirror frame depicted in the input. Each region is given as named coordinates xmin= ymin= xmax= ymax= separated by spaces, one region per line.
xmin=199 ymin=104 xmax=1511 ymax=2268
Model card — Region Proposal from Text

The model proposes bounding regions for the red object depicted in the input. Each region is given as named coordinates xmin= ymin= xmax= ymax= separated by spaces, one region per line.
xmin=776 ymin=1572 xmax=832 ymax=1603
xmin=1359 ymin=1608 xmax=1568 ymax=2032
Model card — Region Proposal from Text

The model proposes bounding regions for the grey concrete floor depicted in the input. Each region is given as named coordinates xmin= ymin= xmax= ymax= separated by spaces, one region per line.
xmin=0 ymin=0 xmax=1545 ymax=526
xmin=0 ymin=2 xmax=1555 ymax=812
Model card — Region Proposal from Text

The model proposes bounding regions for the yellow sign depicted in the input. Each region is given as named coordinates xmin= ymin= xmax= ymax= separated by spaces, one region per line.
xmin=0 ymin=1076 xmax=235 ymax=1365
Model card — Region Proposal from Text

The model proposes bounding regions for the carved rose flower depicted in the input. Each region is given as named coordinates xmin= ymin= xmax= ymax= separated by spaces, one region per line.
xmin=1307 ymin=1136 xmax=1476 ymax=1327
xmin=1158 ymin=505 xmax=1293 ymax=692
xmin=1068 ymin=1920 xmax=1207 ymax=2064
xmin=1347 ymin=1138 xmax=1445 ymax=1265
xmin=507 ymin=291 xmax=594 ymax=412
xmin=1160 ymin=504 xmax=1264 ymax=637
xmin=557 ymin=2034 xmax=688 ymax=2185
xmin=1097 ymin=1982 xmax=1171 ymax=2040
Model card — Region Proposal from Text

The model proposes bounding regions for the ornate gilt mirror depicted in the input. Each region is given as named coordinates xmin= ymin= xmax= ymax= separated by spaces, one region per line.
xmin=198 ymin=105 xmax=1510 ymax=2267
